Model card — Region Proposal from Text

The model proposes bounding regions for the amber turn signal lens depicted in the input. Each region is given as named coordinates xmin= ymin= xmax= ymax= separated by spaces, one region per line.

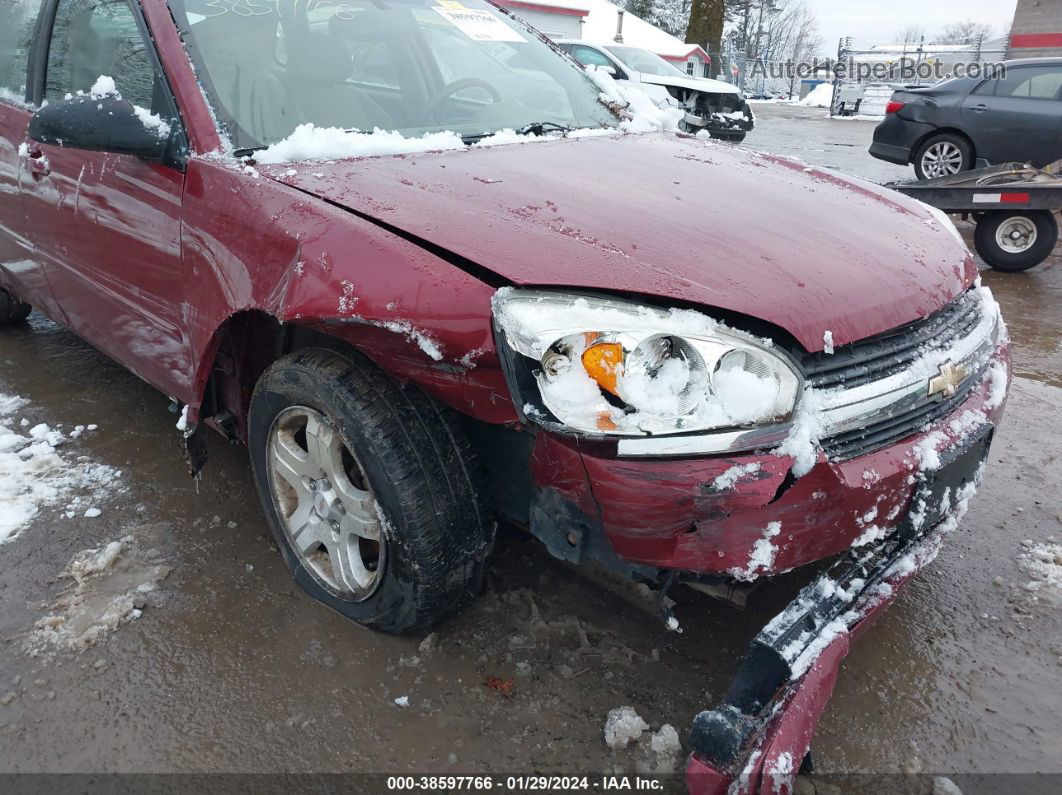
xmin=581 ymin=342 xmax=624 ymax=395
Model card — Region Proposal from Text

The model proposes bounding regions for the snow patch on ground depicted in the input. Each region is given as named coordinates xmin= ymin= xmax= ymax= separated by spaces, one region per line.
xmin=799 ymin=83 xmax=834 ymax=108
xmin=0 ymin=394 xmax=119 ymax=542
xmin=25 ymin=529 xmax=170 ymax=655
xmin=603 ymin=706 xmax=649 ymax=750
xmin=1018 ymin=542 xmax=1062 ymax=607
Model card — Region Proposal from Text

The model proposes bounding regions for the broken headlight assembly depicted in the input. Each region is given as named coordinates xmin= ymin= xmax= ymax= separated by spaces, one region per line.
xmin=492 ymin=289 xmax=802 ymax=454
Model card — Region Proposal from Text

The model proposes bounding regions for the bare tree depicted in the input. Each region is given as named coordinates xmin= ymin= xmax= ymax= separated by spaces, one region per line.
xmin=784 ymin=5 xmax=821 ymax=98
xmin=895 ymin=24 xmax=926 ymax=46
xmin=937 ymin=20 xmax=993 ymax=45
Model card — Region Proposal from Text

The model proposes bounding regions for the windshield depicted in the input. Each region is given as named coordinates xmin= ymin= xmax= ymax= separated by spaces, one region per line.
xmin=604 ymin=46 xmax=687 ymax=78
xmin=169 ymin=0 xmax=617 ymax=150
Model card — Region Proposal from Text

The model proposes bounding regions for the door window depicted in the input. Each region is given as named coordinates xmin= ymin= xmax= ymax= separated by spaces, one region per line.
xmin=0 ymin=0 xmax=45 ymax=99
xmin=45 ymin=0 xmax=156 ymax=107
xmin=570 ymin=45 xmax=615 ymax=71
xmin=974 ymin=66 xmax=1062 ymax=101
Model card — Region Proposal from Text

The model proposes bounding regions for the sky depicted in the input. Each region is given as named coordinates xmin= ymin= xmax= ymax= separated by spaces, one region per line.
xmin=803 ymin=0 xmax=1018 ymax=52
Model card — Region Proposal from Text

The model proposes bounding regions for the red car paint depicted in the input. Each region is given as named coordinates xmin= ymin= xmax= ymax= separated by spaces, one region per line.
xmin=0 ymin=1 xmax=1009 ymax=789
xmin=684 ymin=510 xmax=960 ymax=795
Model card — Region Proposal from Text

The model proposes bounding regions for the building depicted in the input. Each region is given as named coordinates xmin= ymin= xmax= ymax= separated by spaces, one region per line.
xmin=1009 ymin=0 xmax=1062 ymax=58
xmin=494 ymin=0 xmax=715 ymax=78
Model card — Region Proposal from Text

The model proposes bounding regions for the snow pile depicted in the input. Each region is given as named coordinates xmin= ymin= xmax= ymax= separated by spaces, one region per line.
xmin=799 ymin=83 xmax=834 ymax=108
xmin=256 ymin=124 xmax=467 ymax=164
xmin=713 ymin=462 xmax=761 ymax=491
xmin=65 ymin=75 xmax=172 ymax=140
xmin=0 ymin=86 xmax=32 ymax=109
xmin=89 ymin=75 xmax=117 ymax=98
xmin=132 ymin=105 xmax=172 ymax=139
xmin=584 ymin=65 xmax=684 ymax=134
xmin=766 ymin=751 xmax=795 ymax=794
xmin=984 ymin=360 xmax=1009 ymax=410
xmin=649 ymin=724 xmax=681 ymax=757
xmin=823 ymin=330 xmax=835 ymax=355
xmin=376 ymin=320 xmax=444 ymax=361
xmin=26 ymin=530 xmax=170 ymax=655
xmin=730 ymin=521 xmax=783 ymax=581
xmin=0 ymin=395 xmax=119 ymax=542
xmin=603 ymin=706 xmax=649 ymax=750
xmin=1018 ymin=542 xmax=1062 ymax=607
xmin=776 ymin=387 xmax=825 ymax=477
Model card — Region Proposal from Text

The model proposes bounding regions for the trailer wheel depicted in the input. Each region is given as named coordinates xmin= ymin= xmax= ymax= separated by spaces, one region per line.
xmin=973 ymin=210 xmax=1057 ymax=272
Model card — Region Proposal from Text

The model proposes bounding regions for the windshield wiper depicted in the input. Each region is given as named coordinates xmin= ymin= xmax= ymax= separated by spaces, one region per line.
xmin=515 ymin=121 xmax=574 ymax=136
xmin=461 ymin=122 xmax=574 ymax=146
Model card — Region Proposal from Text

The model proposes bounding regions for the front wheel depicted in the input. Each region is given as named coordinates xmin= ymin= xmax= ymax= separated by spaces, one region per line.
xmin=249 ymin=348 xmax=494 ymax=634
xmin=973 ymin=210 xmax=1058 ymax=272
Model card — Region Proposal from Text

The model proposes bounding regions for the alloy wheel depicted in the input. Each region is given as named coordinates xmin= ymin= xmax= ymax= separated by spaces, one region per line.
xmin=921 ymin=142 xmax=964 ymax=178
xmin=266 ymin=406 xmax=385 ymax=599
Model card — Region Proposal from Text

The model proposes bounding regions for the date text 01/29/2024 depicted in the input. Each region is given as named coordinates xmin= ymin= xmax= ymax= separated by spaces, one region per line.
xmin=385 ymin=775 xmax=665 ymax=790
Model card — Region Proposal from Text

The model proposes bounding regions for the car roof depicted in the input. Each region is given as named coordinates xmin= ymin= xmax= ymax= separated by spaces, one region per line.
xmin=1001 ymin=57 xmax=1062 ymax=68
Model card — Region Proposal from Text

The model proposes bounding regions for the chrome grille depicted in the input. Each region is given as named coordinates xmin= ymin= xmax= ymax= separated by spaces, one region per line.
xmin=808 ymin=288 xmax=998 ymax=461
xmin=802 ymin=290 xmax=984 ymax=391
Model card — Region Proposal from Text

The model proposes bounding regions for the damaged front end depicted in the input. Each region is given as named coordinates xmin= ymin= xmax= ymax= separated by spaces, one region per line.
xmin=687 ymin=427 xmax=993 ymax=795
xmin=670 ymin=87 xmax=755 ymax=139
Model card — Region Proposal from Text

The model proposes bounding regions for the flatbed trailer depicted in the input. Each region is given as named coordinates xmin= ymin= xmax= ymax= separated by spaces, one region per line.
xmin=887 ymin=160 xmax=1062 ymax=272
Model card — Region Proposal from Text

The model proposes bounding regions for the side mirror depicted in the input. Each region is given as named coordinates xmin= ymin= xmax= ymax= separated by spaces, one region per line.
xmin=28 ymin=94 xmax=170 ymax=161
xmin=602 ymin=66 xmax=618 ymax=77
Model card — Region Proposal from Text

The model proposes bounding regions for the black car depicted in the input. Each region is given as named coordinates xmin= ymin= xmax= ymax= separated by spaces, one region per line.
xmin=871 ymin=58 xmax=1062 ymax=180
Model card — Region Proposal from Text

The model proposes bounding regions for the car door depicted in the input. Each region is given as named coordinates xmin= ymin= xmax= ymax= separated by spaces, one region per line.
xmin=0 ymin=0 xmax=66 ymax=319
xmin=961 ymin=65 xmax=1062 ymax=166
xmin=21 ymin=0 xmax=191 ymax=395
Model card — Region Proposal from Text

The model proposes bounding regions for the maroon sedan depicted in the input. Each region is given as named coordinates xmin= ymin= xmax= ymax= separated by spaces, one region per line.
xmin=0 ymin=0 xmax=1009 ymax=790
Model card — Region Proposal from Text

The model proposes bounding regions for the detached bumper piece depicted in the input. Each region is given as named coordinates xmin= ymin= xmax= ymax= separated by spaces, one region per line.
xmin=687 ymin=429 xmax=992 ymax=795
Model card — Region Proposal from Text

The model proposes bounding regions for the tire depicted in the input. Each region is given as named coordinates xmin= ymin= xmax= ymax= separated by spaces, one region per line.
xmin=710 ymin=131 xmax=747 ymax=143
xmin=973 ymin=210 xmax=1058 ymax=272
xmin=0 ymin=290 xmax=31 ymax=325
xmin=913 ymin=133 xmax=973 ymax=180
xmin=248 ymin=347 xmax=494 ymax=634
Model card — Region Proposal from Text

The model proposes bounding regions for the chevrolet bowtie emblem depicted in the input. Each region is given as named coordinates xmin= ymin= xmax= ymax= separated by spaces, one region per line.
xmin=928 ymin=361 xmax=968 ymax=399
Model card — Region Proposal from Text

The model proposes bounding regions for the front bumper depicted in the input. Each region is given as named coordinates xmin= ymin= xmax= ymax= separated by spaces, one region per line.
xmin=526 ymin=344 xmax=1008 ymax=581
xmin=685 ymin=423 xmax=993 ymax=793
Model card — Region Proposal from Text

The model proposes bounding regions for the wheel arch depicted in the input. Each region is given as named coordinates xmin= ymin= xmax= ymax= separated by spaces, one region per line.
xmin=192 ymin=311 xmax=381 ymax=444
xmin=912 ymin=127 xmax=977 ymax=166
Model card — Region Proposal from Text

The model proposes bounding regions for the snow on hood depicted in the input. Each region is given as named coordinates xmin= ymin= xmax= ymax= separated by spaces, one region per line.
xmin=637 ymin=72 xmax=741 ymax=95
xmin=265 ymin=133 xmax=976 ymax=352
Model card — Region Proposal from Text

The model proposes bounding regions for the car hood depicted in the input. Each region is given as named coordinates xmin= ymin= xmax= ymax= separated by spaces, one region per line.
xmin=269 ymin=133 xmax=975 ymax=352
xmin=637 ymin=73 xmax=741 ymax=95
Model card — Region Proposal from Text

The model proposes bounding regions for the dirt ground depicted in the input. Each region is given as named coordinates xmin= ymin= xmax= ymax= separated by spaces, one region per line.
xmin=0 ymin=104 xmax=1059 ymax=792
